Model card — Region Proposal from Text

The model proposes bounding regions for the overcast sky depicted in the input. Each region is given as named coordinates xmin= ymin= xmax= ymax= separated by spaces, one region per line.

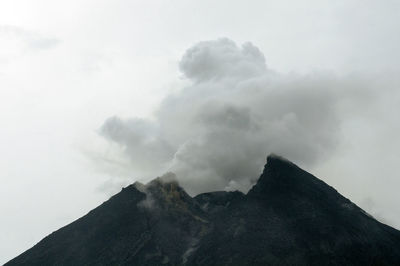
xmin=1 ymin=0 xmax=400 ymax=264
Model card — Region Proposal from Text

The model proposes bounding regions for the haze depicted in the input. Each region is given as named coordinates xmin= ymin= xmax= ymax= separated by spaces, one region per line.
xmin=1 ymin=0 xmax=400 ymax=264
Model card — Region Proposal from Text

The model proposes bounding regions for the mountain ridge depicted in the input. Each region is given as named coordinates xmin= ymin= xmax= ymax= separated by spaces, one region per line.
xmin=5 ymin=154 xmax=400 ymax=265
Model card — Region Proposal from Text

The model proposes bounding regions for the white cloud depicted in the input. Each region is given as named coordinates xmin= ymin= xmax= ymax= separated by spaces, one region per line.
xmin=0 ymin=25 xmax=59 ymax=63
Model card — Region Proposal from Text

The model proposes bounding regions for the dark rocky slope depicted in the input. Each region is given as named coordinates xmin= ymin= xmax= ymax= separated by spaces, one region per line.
xmin=6 ymin=155 xmax=400 ymax=265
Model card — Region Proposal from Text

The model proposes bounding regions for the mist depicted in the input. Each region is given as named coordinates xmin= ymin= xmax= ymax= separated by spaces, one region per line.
xmin=2 ymin=1 xmax=400 ymax=264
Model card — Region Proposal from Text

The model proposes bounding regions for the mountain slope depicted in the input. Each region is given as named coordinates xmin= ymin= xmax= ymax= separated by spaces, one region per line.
xmin=6 ymin=155 xmax=400 ymax=265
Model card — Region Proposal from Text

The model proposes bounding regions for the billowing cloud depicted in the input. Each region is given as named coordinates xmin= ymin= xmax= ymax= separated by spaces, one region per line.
xmin=100 ymin=38 xmax=372 ymax=195
xmin=179 ymin=38 xmax=266 ymax=82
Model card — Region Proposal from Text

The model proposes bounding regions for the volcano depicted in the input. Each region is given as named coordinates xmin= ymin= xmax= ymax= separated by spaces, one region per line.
xmin=6 ymin=155 xmax=400 ymax=265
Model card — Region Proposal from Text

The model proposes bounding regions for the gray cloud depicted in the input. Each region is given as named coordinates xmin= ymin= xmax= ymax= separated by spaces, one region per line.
xmin=179 ymin=38 xmax=266 ymax=82
xmin=100 ymin=116 xmax=175 ymax=171
xmin=100 ymin=38 xmax=373 ymax=195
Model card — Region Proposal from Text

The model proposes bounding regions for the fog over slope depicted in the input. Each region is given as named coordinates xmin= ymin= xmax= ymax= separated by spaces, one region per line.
xmin=100 ymin=38 xmax=375 ymax=195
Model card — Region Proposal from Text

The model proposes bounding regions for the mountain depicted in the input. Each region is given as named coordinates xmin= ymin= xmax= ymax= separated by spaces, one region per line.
xmin=5 ymin=155 xmax=400 ymax=265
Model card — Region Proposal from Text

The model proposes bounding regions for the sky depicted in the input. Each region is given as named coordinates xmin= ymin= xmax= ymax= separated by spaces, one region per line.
xmin=1 ymin=0 xmax=400 ymax=263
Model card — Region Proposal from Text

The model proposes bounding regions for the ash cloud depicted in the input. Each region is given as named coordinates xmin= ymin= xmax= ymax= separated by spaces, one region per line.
xmin=100 ymin=38 xmax=371 ymax=195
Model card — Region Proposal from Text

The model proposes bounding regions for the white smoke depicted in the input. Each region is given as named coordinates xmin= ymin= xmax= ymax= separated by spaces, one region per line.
xmin=100 ymin=38 xmax=372 ymax=195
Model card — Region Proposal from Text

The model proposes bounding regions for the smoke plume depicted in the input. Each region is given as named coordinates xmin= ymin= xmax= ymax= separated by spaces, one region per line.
xmin=100 ymin=38 xmax=371 ymax=195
